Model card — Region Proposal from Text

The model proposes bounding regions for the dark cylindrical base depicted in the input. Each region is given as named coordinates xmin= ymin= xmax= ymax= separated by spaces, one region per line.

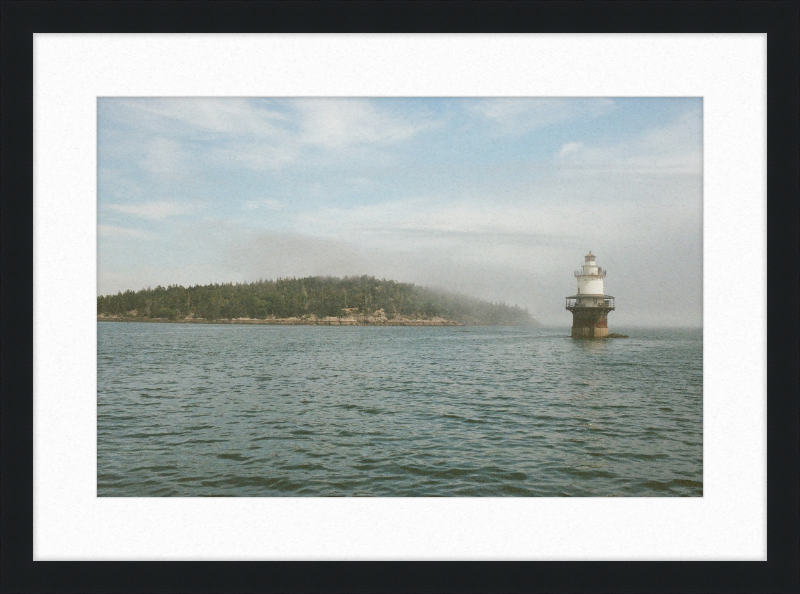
xmin=568 ymin=307 xmax=611 ymax=338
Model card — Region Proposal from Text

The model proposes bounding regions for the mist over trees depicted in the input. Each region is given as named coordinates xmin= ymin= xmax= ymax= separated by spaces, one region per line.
xmin=96 ymin=275 xmax=538 ymax=326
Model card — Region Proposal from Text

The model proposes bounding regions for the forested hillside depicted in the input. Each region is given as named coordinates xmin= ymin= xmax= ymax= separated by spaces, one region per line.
xmin=97 ymin=276 xmax=538 ymax=326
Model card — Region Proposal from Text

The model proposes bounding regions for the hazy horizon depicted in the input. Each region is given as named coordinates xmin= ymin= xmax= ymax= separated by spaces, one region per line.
xmin=98 ymin=97 xmax=702 ymax=327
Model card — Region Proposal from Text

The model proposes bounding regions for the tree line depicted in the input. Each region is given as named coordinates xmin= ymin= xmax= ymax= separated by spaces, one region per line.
xmin=96 ymin=275 xmax=538 ymax=326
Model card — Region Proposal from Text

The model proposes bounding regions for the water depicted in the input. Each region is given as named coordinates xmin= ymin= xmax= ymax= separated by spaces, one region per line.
xmin=98 ymin=323 xmax=702 ymax=497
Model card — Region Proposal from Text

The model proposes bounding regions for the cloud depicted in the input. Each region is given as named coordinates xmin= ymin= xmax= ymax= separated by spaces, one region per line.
xmin=97 ymin=167 xmax=144 ymax=202
xmin=206 ymin=100 xmax=439 ymax=171
xmin=105 ymin=98 xmax=440 ymax=173
xmin=139 ymin=138 xmax=186 ymax=174
xmin=558 ymin=142 xmax=585 ymax=157
xmin=554 ymin=108 xmax=703 ymax=175
xmin=294 ymin=98 xmax=438 ymax=149
xmin=115 ymin=98 xmax=286 ymax=137
xmin=294 ymin=188 xmax=673 ymax=244
xmin=243 ymin=199 xmax=283 ymax=211
xmin=470 ymin=98 xmax=616 ymax=134
xmin=97 ymin=224 xmax=150 ymax=239
xmin=106 ymin=201 xmax=195 ymax=221
xmin=213 ymin=143 xmax=299 ymax=171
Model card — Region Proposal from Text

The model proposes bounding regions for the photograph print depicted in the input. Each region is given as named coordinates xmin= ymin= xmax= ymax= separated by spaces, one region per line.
xmin=97 ymin=97 xmax=703 ymax=497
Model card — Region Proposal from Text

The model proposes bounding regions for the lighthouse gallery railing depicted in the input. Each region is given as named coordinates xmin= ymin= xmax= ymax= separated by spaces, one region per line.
xmin=565 ymin=297 xmax=615 ymax=308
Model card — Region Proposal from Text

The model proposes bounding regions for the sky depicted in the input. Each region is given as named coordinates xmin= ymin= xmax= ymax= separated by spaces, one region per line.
xmin=97 ymin=97 xmax=702 ymax=327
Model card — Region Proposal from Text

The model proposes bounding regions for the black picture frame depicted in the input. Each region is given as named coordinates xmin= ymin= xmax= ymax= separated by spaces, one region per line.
xmin=2 ymin=1 xmax=798 ymax=592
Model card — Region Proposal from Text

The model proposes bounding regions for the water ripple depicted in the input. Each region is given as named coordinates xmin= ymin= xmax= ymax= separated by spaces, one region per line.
xmin=98 ymin=324 xmax=702 ymax=497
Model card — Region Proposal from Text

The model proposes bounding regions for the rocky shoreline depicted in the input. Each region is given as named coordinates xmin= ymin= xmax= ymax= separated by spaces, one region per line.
xmin=97 ymin=313 xmax=462 ymax=326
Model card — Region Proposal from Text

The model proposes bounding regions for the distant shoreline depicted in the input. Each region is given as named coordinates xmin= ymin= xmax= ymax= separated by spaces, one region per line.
xmin=96 ymin=276 xmax=537 ymax=327
xmin=97 ymin=315 xmax=462 ymax=327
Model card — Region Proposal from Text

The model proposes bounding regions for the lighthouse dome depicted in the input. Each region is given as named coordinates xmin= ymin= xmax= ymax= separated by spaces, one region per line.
xmin=585 ymin=251 xmax=596 ymax=262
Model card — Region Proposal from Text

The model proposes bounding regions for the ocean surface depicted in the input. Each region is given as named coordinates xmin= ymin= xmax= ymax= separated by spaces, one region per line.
xmin=98 ymin=323 xmax=702 ymax=497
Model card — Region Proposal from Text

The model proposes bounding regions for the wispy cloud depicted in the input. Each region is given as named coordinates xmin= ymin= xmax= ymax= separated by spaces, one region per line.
xmin=243 ymin=199 xmax=283 ymax=211
xmin=213 ymin=142 xmax=299 ymax=172
xmin=117 ymin=98 xmax=286 ymax=137
xmin=295 ymin=191 xmax=681 ymax=248
xmin=98 ymin=224 xmax=150 ymax=239
xmin=106 ymin=201 xmax=195 ymax=221
xmin=294 ymin=98 xmax=438 ymax=149
xmin=558 ymin=142 xmax=585 ymax=157
xmin=139 ymin=138 xmax=186 ymax=174
xmin=470 ymin=98 xmax=616 ymax=134
xmin=104 ymin=98 xmax=440 ymax=173
xmin=555 ymin=108 xmax=702 ymax=175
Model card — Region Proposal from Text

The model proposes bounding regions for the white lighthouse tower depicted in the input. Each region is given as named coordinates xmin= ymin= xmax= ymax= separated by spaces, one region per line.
xmin=565 ymin=251 xmax=615 ymax=338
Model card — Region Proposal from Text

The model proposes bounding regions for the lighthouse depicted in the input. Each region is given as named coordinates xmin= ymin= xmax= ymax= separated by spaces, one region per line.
xmin=565 ymin=251 xmax=615 ymax=338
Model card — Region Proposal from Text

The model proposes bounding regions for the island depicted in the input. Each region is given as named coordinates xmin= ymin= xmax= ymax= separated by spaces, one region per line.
xmin=97 ymin=275 xmax=539 ymax=327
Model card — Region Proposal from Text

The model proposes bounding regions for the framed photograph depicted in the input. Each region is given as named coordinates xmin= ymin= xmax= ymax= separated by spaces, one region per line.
xmin=95 ymin=94 xmax=703 ymax=500
xmin=2 ymin=1 xmax=797 ymax=592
